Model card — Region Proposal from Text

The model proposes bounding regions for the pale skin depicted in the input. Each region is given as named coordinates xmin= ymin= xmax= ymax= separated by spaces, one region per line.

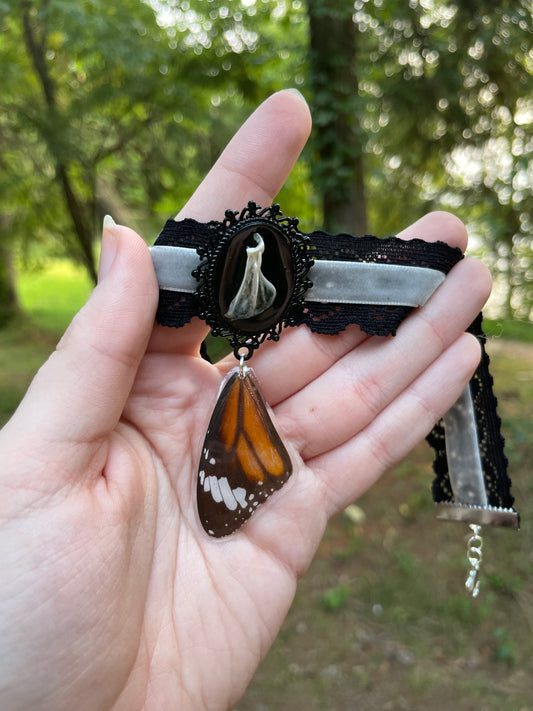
xmin=0 ymin=90 xmax=491 ymax=711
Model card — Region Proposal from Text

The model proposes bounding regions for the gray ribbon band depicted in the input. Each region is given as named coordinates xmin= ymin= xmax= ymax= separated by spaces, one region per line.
xmin=443 ymin=384 xmax=488 ymax=508
xmin=438 ymin=384 xmax=519 ymax=529
xmin=150 ymin=246 xmax=199 ymax=293
xmin=149 ymin=245 xmax=445 ymax=307
xmin=306 ymin=259 xmax=444 ymax=306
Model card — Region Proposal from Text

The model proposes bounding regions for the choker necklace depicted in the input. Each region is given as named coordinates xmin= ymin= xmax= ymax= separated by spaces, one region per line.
xmin=150 ymin=202 xmax=518 ymax=596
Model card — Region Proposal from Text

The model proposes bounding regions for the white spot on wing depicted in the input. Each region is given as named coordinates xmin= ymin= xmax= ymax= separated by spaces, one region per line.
xmin=209 ymin=457 xmax=216 ymax=465
xmin=218 ymin=477 xmax=237 ymax=511
xmin=209 ymin=476 xmax=222 ymax=503
xmin=204 ymin=476 xmax=210 ymax=492
xmin=233 ymin=487 xmax=247 ymax=508
xmin=199 ymin=470 xmax=205 ymax=485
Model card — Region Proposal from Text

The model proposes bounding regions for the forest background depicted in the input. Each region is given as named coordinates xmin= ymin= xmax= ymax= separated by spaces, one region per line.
xmin=1 ymin=1 xmax=533 ymax=709
xmin=1 ymin=0 xmax=532 ymax=324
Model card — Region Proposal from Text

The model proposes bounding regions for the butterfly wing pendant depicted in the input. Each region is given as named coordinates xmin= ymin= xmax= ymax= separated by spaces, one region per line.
xmin=197 ymin=366 xmax=292 ymax=537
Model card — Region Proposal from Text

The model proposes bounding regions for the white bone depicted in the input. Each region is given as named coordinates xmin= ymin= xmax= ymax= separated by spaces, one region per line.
xmin=225 ymin=233 xmax=276 ymax=320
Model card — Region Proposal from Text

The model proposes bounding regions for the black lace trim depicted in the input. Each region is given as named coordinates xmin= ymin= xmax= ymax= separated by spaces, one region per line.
xmin=153 ymin=219 xmax=463 ymax=337
xmin=428 ymin=315 xmax=514 ymax=510
xmin=154 ymin=218 xmax=213 ymax=328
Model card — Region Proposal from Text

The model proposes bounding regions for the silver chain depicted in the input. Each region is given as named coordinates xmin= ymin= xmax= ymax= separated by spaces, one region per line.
xmin=465 ymin=524 xmax=483 ymax=598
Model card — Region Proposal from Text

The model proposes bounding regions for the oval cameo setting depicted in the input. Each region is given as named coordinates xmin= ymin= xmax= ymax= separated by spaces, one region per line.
xmin=194 ymin=202 xmax=313 ymax=358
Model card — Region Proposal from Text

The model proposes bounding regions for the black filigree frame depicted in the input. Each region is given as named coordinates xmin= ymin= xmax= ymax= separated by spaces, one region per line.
xmin=192 ymin=202 xmax=313 ymax=359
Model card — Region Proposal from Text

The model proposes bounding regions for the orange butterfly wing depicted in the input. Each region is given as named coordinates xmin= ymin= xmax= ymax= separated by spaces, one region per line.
xmin=197 ymin=369 xmax=292 ymax=537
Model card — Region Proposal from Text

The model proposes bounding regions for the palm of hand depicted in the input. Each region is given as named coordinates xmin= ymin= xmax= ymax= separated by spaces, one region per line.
xmin=117 ymin=349 xmax=311 ymax=711
xmin=1 ymin=345 xmax=311 ymax=711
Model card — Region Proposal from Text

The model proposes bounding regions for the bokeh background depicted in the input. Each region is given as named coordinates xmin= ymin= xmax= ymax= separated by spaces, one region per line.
xmin=1 ymin=2 xmax=532 ymax=709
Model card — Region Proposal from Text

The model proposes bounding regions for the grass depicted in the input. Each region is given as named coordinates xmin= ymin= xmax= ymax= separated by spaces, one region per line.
xmin=0 ymin=322 xmax=58 ymax=424
xmin=1 ymin=259 xmax=533 ymax=709
xmin=483 ymin=317 xmax=533 ymax=342
xmin=17 ymin=259 xmax=93 ymax=333
xmin=0 ymin=260 xmax=92 ymax=426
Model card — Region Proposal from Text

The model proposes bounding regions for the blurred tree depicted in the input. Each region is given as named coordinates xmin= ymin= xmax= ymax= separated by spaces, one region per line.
xmin=0 ymin=0 xmax=307 ymax=310
xmin=1 ymin=0 xmax=532 ymax=319
xmin=145 ymin=0 xmax=316 ymax=221
xmin=307 ymin=0 xmax=367 ymax=234
xmin=0 ymin=0 xmax=202 ymax=286
xmin=0 ymin=218 xmax=19 ymax=326
xmin=354 ymin=0 xmax=533 ymax=317
xmin=304 ymin=0 xmax=533 ymax=316
xmin=166 ymin=0 xmax=532 ymax=317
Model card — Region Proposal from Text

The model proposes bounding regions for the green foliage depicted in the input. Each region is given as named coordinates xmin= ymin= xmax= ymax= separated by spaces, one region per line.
xmin=486 ymin=571 xmax=523 ymax=595
xmin=445 ymin=593 xmax=494 ymax=627
xmin=493 ymin=627 xmax=519 ymax=666
xmin=483 ymin=318 xmax=533 ymax=342
xmin=306 ymin=0 xmax=533 ymax=316
xmin=320 ymin=583 xmax=352 ymax=612
xmin=0 ymin=0 xmax=313 ymax=284
xmin=394 ymin=549 xmax=418 ymax=577
xmin=1 ymin=0 xmax=532 ymax=318
xmin=0 ymin=257 xmax=92 ymax=424
xmin=17 ymin=258 xmax=92 ymax=332
xmin=1 ymin=0 xmax=208 ymax=277
xmin=0 ymin=246 xmax=18 ymax=326
xmin=0 ymin=320 xmax=57 ymax=426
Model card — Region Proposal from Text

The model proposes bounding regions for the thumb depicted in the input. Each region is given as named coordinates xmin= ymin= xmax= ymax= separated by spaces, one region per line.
xmin=3 ymin=218 xmax=158 ymax=481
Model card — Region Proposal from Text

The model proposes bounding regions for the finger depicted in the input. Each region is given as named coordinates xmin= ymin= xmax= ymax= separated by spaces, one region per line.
xmin=245 ymin=210 xmax=472 ymax=405
xmin=397 ymin=210 xmax=468 ymax=251
xmin=3 ymin=221 xmax=158 ymax=477
xmin=245 ymin=332 xmax=481 ymax=571
xmin=148 ymin=89 xmax=312 ymax=355
xmin=275 ymin=257 xmax=491 ymax=459
xmin=177 ymin=90 xmax=312 ymax=221
xmin=306 ymin=332 xmax=482 ymax=517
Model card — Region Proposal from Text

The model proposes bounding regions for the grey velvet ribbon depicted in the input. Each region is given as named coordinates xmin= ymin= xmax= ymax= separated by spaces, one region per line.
xmin=437 ymin=388 xmax=518 ymax=528
xmin=149 ymin=245 xmax=445 ymax=307
xmin=443 ymin=384 xmax=488 ymax=508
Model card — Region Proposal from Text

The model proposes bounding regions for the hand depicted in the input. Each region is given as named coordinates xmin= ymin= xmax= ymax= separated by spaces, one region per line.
xmin=0 ymin=90 xmax=491 ymax=711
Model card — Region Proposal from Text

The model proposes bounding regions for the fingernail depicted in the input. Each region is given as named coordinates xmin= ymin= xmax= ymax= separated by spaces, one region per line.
xmin=103 ymin=214 xmax=119 ymax=234
xmin=98 ymin=215 xmax=119 ymax=282
xmin=285 ymin=88 xmax=307 ymax=104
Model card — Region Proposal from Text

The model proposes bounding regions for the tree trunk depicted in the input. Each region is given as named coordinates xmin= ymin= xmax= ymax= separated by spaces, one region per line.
xmin=0 ymin=218 xmax=19 ymax=327
xmin=21 ymin=1 xmax=98 ymax=282
xmin=306 ymin=0 xmax=367 ymax=235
